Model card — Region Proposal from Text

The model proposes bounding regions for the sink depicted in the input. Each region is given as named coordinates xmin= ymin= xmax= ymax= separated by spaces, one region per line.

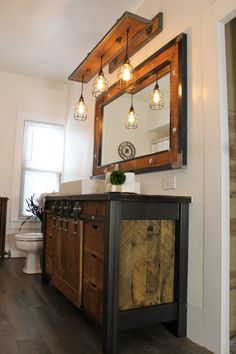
xmin=60 ymin=179 xmax=106 ymax=194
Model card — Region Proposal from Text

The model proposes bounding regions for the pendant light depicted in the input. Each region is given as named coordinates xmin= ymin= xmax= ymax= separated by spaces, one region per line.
xmin=149 ymin=73 xmax=164 ymax=110
xmin=117 ymin=29 xmax=135 ymax=90
xmin=74 ymin=75 xmax=88 ymax=121
xmin=92 ymin=56 xmax=108 ymax=97
xmin=125 ymin=92 xmax=138 ymax=129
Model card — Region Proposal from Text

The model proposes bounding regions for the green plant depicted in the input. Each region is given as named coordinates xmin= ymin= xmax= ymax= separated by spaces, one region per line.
xmin=19 ymin=194 xmax=43 ymax=231
xmin=110 ymin=170 xmax=126 ymax=185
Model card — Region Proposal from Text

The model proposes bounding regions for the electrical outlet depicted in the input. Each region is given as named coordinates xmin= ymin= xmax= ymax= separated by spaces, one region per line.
xmin=162 ymin=175 xmax=176 ymax=190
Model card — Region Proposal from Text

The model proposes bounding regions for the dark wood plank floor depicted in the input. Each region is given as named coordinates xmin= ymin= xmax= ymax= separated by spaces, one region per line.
xmin=0 ymin=259 xmax=213 ymax=354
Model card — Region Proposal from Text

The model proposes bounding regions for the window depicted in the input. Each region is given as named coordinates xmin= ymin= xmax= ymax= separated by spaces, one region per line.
xmin=20 ymin=120 xmax=64 ymax=217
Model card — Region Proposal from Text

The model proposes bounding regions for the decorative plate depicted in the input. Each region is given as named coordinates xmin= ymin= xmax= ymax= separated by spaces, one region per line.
xmin=118 ymin=141 xmax=136 ymax=160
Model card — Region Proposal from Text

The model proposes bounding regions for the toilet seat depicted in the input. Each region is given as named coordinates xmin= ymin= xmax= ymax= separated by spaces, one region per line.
xmin=15 ymin=233 xmax=43 ymax=241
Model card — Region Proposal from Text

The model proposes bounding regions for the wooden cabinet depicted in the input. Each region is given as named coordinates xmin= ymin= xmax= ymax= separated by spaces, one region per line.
xmin=43 ymin=203 xmax=82 ymax=307
xmin=43 ymin=194 xmax=191 ymax=354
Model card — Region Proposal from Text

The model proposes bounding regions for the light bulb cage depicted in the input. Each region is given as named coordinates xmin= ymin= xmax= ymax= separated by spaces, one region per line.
xmin=149 ymin=80 xmax=164 ymax=110
xmin=125 ymin=93 xmax=138 ymax=129
xmin=92 ymin=56 xmax=108 ymax=97
xmin=117 ymin=29 xmax=135 ymax=91
xmin=74 ymin=77 xmax=88 ymax=121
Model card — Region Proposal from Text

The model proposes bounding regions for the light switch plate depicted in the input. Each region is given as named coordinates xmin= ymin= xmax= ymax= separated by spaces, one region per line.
xmin=162 ymin=175 xmax=176 ymax=190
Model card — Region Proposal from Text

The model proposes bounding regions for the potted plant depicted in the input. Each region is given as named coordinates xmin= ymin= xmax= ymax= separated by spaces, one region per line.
xmin=109 ymin=168 xmax=126 ymax=192
xmin=19 ymin=194 xmax=43 ymax=232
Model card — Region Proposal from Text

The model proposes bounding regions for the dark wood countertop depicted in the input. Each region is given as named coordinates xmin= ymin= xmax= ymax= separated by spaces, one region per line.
xmin=45 ymin=193 xmax=192 ymax=204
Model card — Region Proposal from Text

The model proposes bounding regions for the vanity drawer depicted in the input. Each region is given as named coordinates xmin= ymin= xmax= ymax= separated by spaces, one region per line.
xmin=83 ymin=221 xmax=104 ymax=257
xmin=83 ymin=201 xmax=106 ymax=217
xmin=83 ymin=250 xmax=103 ymax=289
xmin=82 ymin=278 xmax=103 ymax=323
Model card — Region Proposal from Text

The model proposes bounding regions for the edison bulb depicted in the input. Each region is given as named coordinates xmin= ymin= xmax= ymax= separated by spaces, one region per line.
xmin=128 ymin=110 xmax=135 ymax=124
xmin=117 ymin=60 xmax=135 ymax=88
xmin=125 ymin=106 xmax=138 ymax=129
xmin=153 ymin=89 xmax=161 ymax=104
xmin=149 ymin=83 xmax=164 ymax=110
xmin=74 ymin=96 xmax=88 ymax=121
xmin=97 ymin=75 xmax=105 ymax=91
xmin=92 ymin=72 xmax=108 ymax=97
xmin=78 ymin=99 xmax=85 ymax=114
xmin=122 ymin=65 xmax=132 ymax=81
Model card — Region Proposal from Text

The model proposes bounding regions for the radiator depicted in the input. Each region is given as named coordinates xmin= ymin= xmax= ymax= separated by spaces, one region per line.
xmin=0 ymin=197 xmax=8 ymax=259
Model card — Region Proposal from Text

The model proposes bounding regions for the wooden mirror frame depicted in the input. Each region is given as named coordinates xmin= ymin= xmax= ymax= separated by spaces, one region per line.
xmin=93 ymin=33 xmax=187 ymax=176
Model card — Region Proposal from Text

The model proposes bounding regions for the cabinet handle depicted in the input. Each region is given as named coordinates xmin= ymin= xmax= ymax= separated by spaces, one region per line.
xmin=91 ymin=254 xmax=97 ymax=259
xmin=92 ymin=224 xmax=98 ymax=230
xmin=59 ymin=218 xmax=63 ymax=231
xmin=74 ymin=221 xmax=78 ymax=237
xmin=64 ymin=219 xmax=69 ymax=233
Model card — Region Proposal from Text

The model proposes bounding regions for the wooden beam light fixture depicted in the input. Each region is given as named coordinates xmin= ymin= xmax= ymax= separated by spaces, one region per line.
xmin=68 ymin=12 xmax=163 ymax=84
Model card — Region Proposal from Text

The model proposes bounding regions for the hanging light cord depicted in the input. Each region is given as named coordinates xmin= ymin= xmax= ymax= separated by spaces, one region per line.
xmin=81 ymin=75 xmax=84 ymax=97
xmin=99 ymin=56 xmax=103 ymax=74
xmin=131 ymin=91 xmax=134 ymax=109
xmin=155 ymin=72 xmax=159 ymax=88
xmin=125 ymin=29 xmax=129 ymax=61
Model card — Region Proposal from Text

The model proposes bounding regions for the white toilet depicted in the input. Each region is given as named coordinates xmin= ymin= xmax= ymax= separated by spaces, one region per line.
xmin=14 ymin=233 xmax=43 ymax=274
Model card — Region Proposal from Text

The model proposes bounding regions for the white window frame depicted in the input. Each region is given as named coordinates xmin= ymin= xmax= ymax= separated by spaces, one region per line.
xmin=11 ymin=111 xmax=65 ymax=223
xmin=19 ymin=120 xmax=63 ymax=218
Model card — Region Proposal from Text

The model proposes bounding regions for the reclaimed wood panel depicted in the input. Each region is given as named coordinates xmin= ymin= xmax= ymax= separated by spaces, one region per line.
xmin=83 ymin=250 xmax=104 ymax=289
xmin=66 ymin=220 xmax=82 ymax=300
xmin=83 ymin=201 xmax=106 ymax=216
xmin=82 ymin=279 xmax=103 ymax=323
xmin=119 ymin=220 xmax=175 ymax=310
xmin=83 ymin=221 xmax=105 ymax=257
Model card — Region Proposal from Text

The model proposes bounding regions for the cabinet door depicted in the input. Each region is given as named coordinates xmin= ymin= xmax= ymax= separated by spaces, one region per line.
xmin=44 ymin=213 xmax=54 ymax=275
xmin=52 ymin=218 xmax=82 ymax=308
xmin=66 ymin=219 xmax=82 ymax=305
xmin=82 ymin=220 xmax=104 ymax=323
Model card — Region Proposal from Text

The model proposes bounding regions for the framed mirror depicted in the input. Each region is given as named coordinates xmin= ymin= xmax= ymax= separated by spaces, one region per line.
xmin=93 ymin=33 xmax=187 ymax=176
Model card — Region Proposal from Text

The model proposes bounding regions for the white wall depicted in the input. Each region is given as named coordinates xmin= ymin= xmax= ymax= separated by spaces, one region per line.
xmin=63 ymin=0 xmax=236 ymax=353
xmin=0 ymin=70 xmax=68 ymax=255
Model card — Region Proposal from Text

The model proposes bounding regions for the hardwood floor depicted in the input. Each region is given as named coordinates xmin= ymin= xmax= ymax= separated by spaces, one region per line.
xmin=0 ymin=259 xmax=213 ymax=354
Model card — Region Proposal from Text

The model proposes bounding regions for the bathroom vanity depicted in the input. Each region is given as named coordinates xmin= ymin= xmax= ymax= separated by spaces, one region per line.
xmin=42 ymin=193 xmax=191 ymax=354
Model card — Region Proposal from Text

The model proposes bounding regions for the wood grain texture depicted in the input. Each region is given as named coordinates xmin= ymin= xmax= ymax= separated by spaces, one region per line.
xmin=44 ymin=214 xmax=54 ymax=275
xmin=50 ymin=218 xmax=81 ymax=308
xmin=119 ymin=220 xmax=175 ymax=310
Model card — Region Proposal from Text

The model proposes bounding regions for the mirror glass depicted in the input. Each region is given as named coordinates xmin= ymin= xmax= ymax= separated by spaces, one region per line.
xmin=101 ymin=73 xmax=170 ymax=165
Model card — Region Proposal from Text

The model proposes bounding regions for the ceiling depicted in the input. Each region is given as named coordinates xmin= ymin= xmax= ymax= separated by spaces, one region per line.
xmin=0 ymin=0 xmax=142 ymax=82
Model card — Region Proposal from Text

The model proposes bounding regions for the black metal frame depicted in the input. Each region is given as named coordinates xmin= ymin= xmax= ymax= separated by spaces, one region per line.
xmin=102 ymin=198 xmax=190 ymax=354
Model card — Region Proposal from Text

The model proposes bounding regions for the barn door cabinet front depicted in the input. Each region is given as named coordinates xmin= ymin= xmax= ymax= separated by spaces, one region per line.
xmin=42 ymin=194 xmax=191 ymax=354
